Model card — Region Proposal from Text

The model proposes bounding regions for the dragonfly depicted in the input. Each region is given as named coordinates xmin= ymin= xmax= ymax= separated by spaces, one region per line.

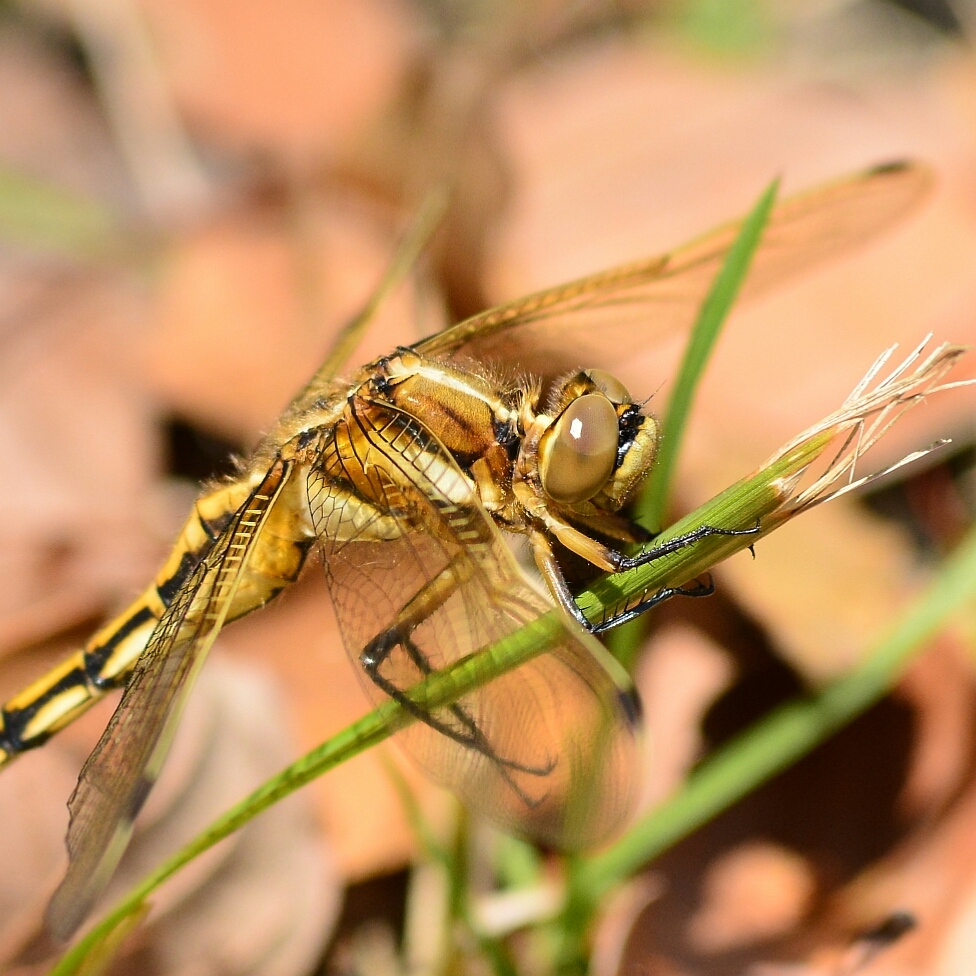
xmin=0 ymin=160 xmax=929 ymax=941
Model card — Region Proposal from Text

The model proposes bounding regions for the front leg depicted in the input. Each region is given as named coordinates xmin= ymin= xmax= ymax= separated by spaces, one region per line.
xmin=530 ymin=529 xmax=717 ymax=634
xmin=539 ymin=509 xmax=761 ymax=575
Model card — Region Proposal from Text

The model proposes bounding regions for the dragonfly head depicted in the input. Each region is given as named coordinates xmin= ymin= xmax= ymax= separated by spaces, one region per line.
xmin=536 ymin=369 xmax=658 ymax=512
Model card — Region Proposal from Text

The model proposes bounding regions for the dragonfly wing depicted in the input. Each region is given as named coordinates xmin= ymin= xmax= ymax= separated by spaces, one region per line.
xmin=46 ymin=458 xmax=293 ymax=941
xmin=415 ymin=162 xmax=930 ymax=374
xmin=308 ymin=397 xmax=640 ymax=849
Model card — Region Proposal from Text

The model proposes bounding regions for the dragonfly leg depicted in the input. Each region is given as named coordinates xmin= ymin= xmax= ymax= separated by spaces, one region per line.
xmin=539 ymin=507 xmax=761 ymax=578
xmin=531 ymin=527 xmax=720 ymax=634
xmin=609 ymin=519 xmax=761 ymax=571
xmin=362 ymin=627 xmax=554 ymax=780
xmin=403 ymin=631 xmax=554 ymax=779
xmin=357 ymin=558 xmax=555 ymax=796
xmin=364 ymin=638 xmax=552 ymax=808
xmin=588 ymin=576 xmax=715 ymax=634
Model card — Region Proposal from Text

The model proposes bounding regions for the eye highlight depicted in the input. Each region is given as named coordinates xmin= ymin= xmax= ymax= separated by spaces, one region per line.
xmin=541 ymin=393 xmax=619 ymax=504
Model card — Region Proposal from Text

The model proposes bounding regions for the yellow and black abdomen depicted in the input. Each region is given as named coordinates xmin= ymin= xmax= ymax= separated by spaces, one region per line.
xmin=0 ymin=470 xmax=313 ymax=766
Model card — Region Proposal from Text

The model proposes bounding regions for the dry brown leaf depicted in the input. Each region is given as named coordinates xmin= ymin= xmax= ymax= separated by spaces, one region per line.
xmin=0 ymin=13 xmax=147 ymax=644
xmin=685 ymin=840 xmax=818 ymax=954
xmin=0 ymin=657 xmax=341 ymax=974
xmin=716 ymin=499 xmax=919 ymax=682
xmin=128 ymin=658 xmax=341 ymax=976
xmin=635 ymin=624 xmax=736 ymax=808
xmin=0 ymin=747 xmax=76 ymax=964
xmin=4 ymin=10 xmax=976 ymax=974
xmin=0 ymin=275 xmax=159 ymax=657
xmin=766 ymin=645 xmax=976 ymax=975
xmin=484 ymin=33 xmax=976 ymax=759
xmin=0 ymin=22 xmax=130 ymax=202
xmin=591 ymin=875 xmax=666 ymax=976
xmin=138 ymin=0 xmax=424 ymax=167
xmin=146 ymin=194 xmax=436 ymax=440
xmin=895 ymin=639 xmax=976 ymax=819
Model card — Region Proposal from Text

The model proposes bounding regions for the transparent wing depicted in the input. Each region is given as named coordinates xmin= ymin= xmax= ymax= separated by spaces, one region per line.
xmin=46 ymin=458 xmax=293 ymax=941
xmin=308 ymin=397 xmax=639 ymax=849
xmin=415 ymin=162 xmax=931 ymax=376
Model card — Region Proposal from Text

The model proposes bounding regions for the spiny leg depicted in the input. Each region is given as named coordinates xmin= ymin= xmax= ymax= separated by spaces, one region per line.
xmin=581 ymin=518 xmax=760 ymax=629
xmin=532 ymin=521 xmax=737 ymax=635
xmin=610 ymin=520 xmax=761 ymax=572
xmin=399 ymin=633 xmax=552 ymax=776
xmin=360 ymin=627 xmax=555 ymax=807
xmin=589 ymin=576 xmax=715 ymax=633
xmin=359 ymin=559 xmax=554 ymax=797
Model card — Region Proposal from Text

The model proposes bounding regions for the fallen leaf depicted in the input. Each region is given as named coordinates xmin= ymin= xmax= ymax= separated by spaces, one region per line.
xmin=140 ymin=0 xmax=424 ymax=167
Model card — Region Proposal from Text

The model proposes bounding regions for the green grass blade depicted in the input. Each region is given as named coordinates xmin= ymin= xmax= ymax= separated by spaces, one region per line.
xmin=640 ymin=178 xmax=779 ymax=533
xmin=0 ymin=167 xmax=121 ymax=258
xmin=670 ymin=0 xmax=771 ymax=56
xmin=56 ymin=901 xmax=149 ymax=976
xmin=606 ymin=179 xmax=778 ymax=669
xmin=562 ymin=519 xmax=976 ymax=947
xmin=495 ymin=833 xmax=543 ymax=890
xmin=382 ymin=752 xmax=452 ymax=867
xmin=478 ymin=935 xmax=521 ymax=976
xmin=554 ymin=520 xmax=976 ymax=970
xmin=51 ymin=438 xmax=829 ymax=971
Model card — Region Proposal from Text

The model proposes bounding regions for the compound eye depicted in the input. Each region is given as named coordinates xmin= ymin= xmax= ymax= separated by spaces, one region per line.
xmin=584 ymin=369 xmax=630 ymax=404
xmin=542 ymin=394 xmax=619 ymax=504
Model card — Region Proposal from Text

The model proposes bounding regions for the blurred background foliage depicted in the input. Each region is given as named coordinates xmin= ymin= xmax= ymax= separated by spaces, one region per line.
xmin=1 ymin=1 xmax=976 ymax=974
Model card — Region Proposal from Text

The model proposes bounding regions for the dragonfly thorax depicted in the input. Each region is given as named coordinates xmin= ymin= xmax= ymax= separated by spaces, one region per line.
xmin=364 ymin=352 xmax=656 ymax=524
xmin=359 ymin=349 xmax=522 ymax=512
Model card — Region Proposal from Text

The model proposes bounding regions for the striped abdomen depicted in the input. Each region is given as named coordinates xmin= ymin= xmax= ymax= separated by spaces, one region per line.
xmin=0 ymin=470 xmax=314 ymax=766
